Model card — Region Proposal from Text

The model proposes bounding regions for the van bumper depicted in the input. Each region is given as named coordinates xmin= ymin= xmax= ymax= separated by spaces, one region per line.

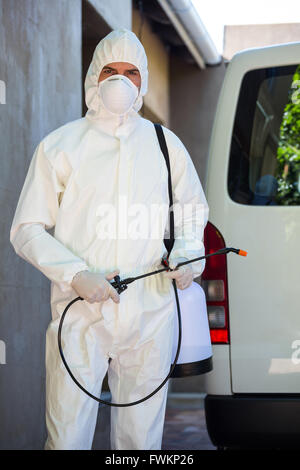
xmin=205 ymin=394 xmax=300 ymax=449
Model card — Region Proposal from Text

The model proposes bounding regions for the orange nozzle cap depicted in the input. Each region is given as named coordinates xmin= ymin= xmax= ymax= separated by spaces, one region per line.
xmin=238 ymin=250 xmax=247 ymax=257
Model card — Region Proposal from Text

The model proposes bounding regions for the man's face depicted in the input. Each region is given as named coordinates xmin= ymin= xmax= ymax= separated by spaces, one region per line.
xmin=98 ymin=62 xmax=141 ymax=90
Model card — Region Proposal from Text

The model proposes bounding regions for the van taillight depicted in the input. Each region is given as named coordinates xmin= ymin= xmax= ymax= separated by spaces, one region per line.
xmin=202 ymin=222 xmax=230 ymax=344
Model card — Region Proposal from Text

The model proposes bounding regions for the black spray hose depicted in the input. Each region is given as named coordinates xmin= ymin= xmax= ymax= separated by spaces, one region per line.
xmin=58 ymin=278 xmax=180 ymax=408
xmin=58 ymin=247 xmax=247 ymax=407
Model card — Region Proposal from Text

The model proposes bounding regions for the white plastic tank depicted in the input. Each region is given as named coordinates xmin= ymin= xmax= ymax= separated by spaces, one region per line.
xmin=171 ymin=281 xmax=213 ymax=377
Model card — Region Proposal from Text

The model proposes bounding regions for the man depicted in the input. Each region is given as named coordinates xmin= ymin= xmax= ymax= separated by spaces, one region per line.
xmin=10 ymin=29 xmax=209 ymax=450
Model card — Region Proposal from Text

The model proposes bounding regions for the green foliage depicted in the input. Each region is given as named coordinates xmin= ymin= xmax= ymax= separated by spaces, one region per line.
xmin=276 ymin=64 xmax=300 ymax=205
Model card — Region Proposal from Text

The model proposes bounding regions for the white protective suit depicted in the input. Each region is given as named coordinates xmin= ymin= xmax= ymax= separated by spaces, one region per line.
xmin=10 ymin=29 xmax=209 ymax=450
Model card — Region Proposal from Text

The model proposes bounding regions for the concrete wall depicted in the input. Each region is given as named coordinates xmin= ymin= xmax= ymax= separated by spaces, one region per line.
xmin=0 ymin=0 xmax=82 ymax=450
xmin=87 ymin=0 xmax=132 ymax=30
xmin=224 ymin=23 xmax=300 ymax=60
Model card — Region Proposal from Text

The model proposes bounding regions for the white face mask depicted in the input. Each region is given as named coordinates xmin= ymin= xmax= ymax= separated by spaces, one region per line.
xmin=97 ymin=74 xmax=139 ymax=116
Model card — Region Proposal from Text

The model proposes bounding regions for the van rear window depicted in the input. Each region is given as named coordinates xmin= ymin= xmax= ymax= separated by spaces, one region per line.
xmin=228 ymin=64 xmax=300 ymax=206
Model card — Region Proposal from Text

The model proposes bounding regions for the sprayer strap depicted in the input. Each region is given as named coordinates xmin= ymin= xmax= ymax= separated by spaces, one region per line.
xmin=154 ymin=123 xmax=174 ymax=256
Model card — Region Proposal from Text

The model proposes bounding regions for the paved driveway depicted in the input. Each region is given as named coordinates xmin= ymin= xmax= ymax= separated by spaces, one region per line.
xmin=162 ymin=393 xmax=216 ymax=450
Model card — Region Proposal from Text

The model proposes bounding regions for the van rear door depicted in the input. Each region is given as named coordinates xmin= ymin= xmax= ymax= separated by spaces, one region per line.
xmin=206 ymin=42 xmax=300 ymax=393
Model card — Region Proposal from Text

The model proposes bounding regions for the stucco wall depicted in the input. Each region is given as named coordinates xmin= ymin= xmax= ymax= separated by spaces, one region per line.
xmin=170 ymin=55 xmax=226 ymax=184
xmin=132 ymin=8 xmax=170 ymax=125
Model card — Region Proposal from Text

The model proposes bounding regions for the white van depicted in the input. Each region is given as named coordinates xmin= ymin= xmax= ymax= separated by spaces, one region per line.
xmin=202 ymin=41 xmax=300 ymax=449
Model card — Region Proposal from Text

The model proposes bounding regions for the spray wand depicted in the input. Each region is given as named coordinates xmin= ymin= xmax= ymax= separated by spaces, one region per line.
xmin=110 ymin=247 xmax=247 ymax=294
xmin=58 ymin=247 xmax=247 ymax=407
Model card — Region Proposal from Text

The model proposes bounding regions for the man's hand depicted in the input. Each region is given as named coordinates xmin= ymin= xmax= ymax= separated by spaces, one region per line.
xmin=164 ymin=257 xmax=193 ymax=290
xmin=71 ymin=270 xmax=120 ymax=304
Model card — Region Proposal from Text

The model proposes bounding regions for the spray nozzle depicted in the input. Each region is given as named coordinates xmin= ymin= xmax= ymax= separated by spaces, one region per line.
xmin=229 ymin=247 xmax=248 ymax=257
xmin=238 ymin=250 xmax=248 ymax=257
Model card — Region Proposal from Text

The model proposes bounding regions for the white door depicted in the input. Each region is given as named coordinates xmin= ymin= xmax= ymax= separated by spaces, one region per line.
xmin=206 ymin=42 xmax=300 ymax=393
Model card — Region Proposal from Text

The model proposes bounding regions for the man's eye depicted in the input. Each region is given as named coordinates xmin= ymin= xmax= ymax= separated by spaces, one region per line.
xmin=129 ymin=70 xmax=138 ymax=75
